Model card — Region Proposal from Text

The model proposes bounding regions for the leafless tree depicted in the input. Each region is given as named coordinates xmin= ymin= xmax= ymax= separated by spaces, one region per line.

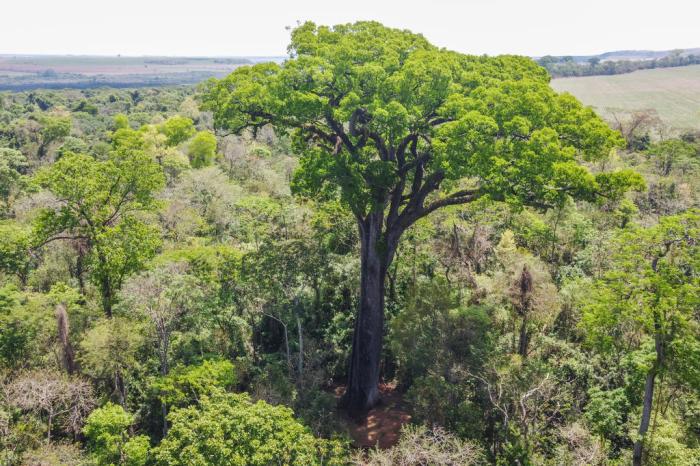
xmin=469 ymin=369 xmax=569 ymax=457
xmin=120 ymin=262 xmax=203 ymax=435
xmin=8 ymin=370 xmax=95 ymax=442
xmin=354 ymin=425 xmax=485 ymax=466
xmin=436 ymin=224 xmax=492 ymax=302
xmin=608 ymin=109 xmax=663 ymax=150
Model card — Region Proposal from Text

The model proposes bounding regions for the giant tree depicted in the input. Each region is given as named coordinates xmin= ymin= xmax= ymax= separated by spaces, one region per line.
xmin=203 ymin=21 xmax=642 ymax=411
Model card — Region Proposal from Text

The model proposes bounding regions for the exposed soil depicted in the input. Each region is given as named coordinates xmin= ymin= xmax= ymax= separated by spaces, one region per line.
xmin=333 ymin=382 xmax=412 ymax=449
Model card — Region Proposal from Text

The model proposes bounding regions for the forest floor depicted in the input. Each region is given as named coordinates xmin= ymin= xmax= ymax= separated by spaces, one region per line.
xmin=333 ymin=382 xmax=412 ymax=449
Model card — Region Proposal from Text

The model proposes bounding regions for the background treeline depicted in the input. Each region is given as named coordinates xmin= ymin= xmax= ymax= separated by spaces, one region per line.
xmin=539 ymin=50 xmax=700 ymax=77
xmin=0 ymin=84 xmax=699 ymax=465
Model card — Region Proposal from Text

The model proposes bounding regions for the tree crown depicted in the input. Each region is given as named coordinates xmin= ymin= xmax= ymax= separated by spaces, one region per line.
xmin=204 ymin=21 xmax=642 ymax=230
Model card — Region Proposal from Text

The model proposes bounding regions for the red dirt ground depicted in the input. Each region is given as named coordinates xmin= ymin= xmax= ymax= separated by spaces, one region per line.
xmin=334 ymin=383 xmax=412 ymax=449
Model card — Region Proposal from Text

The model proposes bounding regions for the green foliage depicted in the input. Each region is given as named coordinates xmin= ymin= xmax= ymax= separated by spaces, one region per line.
xmin=0 ymin=29 xmax=698 ymax=466
xmin=204 ymin=21 xmax=637 ymax=221
xmin=153 ymin=392 xmax=347 ymax=466
xmin=151 ymin=359 xmax=236 ymax=408
xmin=83 ymin=402 xmax=150 ymax=466
xmin=389 ymin=280 xmax=492 ymax=384
xmin=39 ymin=114 xmax=71 ymax=150
xmin=0 ymin=284 xmax=34 ymax=368
xmin=78 ymin=317 xmax=145 ymax=394
xmin=407 ymin=374 xmax=484 ymax=439
xmin=540 ymin=52 xmax=700 ymax=78
xmin=584 ymin=387 xmax=630 ymax=439
xmin=159 ymin=116 xmax=195 ymax=147
xmin=640 ymin=416 xmax=700 ymax=466
xmin=646 ymin=138 xmax=698 ymax=176
xmin=186 ymin=131 xmax=217 ymax=168
xmin=57 ymin=136 xmax=89 ymax=158
xmin=34 ymin=149 xmax=164 ymax=313
xmin=0 ymin=147 xmax=28 ymax=214
xmin=0 ymin=222 xmax=33 ymax=284
xmin=583 ymin=210 xmax=700 ymax=372
xmin=113 ymin=113 xmax=130 ymax=130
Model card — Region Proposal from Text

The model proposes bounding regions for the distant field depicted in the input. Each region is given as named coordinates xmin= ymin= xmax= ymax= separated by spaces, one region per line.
xmin=0 ymin=55 xmax=256 ymax=76
xmin=551 ymin=65 xmax=700 ymax=130
xmin=0 ymin=55 xmax=285 ymax=91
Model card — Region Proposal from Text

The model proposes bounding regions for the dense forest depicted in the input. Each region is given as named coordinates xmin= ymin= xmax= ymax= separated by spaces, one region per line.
xmin=1 ymin=22 xmax=699 ymax=465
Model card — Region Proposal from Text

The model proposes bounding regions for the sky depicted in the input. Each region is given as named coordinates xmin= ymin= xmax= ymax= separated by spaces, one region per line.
xmin=2 ymin=0 xmax=699 ymax=57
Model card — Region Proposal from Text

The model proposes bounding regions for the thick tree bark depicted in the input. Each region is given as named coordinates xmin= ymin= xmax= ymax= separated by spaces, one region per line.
xmin=343 ymin=212 xmax=395 ymax=413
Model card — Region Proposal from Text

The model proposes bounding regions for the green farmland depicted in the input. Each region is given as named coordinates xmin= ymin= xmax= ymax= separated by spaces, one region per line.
xmin=552 ymin=65 xmax=700 ymax=130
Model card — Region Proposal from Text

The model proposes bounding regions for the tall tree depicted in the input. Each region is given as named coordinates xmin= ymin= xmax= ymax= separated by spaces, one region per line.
xmin=583 ymin=211 xmax=700 ymax=466
xmin=33 ymin=149 xmax=164 ymax=316
xmin=0 ymin=147 xmax=28 ymax=217
xmin=203 ymin=21 xmax=643 ymax=412
xmin=38 ymin=114 xmax=71 ymax=158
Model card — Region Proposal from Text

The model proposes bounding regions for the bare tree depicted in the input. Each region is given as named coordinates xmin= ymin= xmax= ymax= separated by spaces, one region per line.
xmin=469 ymin=369 xmax=569 ymax=458
xmin=436 ymin=224 xmax=492 ymax=300
xmin=8 ymin=370 xmax=95 ymax=442
xmin=354 ymin=425 xmax=485 ymax=466
xmin=608 ymin=109 xmax=663 ymax=150
xmin=120 ymin=262 xmax=204 ymax=435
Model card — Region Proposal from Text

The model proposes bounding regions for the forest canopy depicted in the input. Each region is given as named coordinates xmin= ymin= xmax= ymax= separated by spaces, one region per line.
xmin=0 ymin=20 xmax=699 ymax=466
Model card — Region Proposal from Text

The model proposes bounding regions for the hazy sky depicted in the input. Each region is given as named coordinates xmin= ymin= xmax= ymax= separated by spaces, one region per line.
xmin=3 ymin=0 xmax=699 ymax=57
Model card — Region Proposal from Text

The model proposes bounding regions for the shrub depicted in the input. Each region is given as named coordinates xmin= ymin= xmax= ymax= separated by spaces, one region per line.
xmin=187 ymin=131 xmax=217 ymax=168
xmin=150 ymin=359 xmax=237 ymax=408
xmin=83 ymin=402 xmax=150 ymax=466
xmin=154 ymin=392 xmax=347 ymax=465
xmin=159 ymin=116 xmax=195 ymax=147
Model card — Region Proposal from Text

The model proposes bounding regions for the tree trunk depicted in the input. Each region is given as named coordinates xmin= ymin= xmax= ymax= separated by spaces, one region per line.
xmin=343 ymin=212 xmax=393 ymax=413
xmin=633 ymin=333 xmax=664 ymax=466
xmin=76 ymin=246 xmax=86 ymax=295
xmin=46 ymin=411 xmax=53 ymax=443
xmin=101 ymin=275 xmax=113 ymax=318
xmin=297 ymin=316 xmax=304 ymax=387
xmin=161 ymin=403 xmax=168 ymax=437
xmin=115 ymin=371 xmax=126 ymax=407
xmin=518 ymin=316 xmax=529 ymax=358
xmin=159 ymin=343 xmax=170 ymax=436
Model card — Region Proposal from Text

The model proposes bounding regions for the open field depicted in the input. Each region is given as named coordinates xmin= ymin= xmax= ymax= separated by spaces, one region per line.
xmin=552 ymin=65 xmax=700 ymax=130
xmin=0 ymin=55 xmax=284 ymax=90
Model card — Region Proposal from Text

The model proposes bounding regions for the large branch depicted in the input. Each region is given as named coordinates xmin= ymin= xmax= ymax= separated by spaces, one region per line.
xmin=324 ymin=112 xmax=357 ymax=156
xmin=32 ymin=234 xmax=90 ymax=251
xmin=419 ymin=189 xmax=482 ymax=218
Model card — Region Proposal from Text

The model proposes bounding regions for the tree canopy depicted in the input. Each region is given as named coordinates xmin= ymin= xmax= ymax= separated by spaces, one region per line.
xmin=204 ymin=21 xmax=642 ymax=225
xmin=33 ymin=149 xmax=164 ymax=315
